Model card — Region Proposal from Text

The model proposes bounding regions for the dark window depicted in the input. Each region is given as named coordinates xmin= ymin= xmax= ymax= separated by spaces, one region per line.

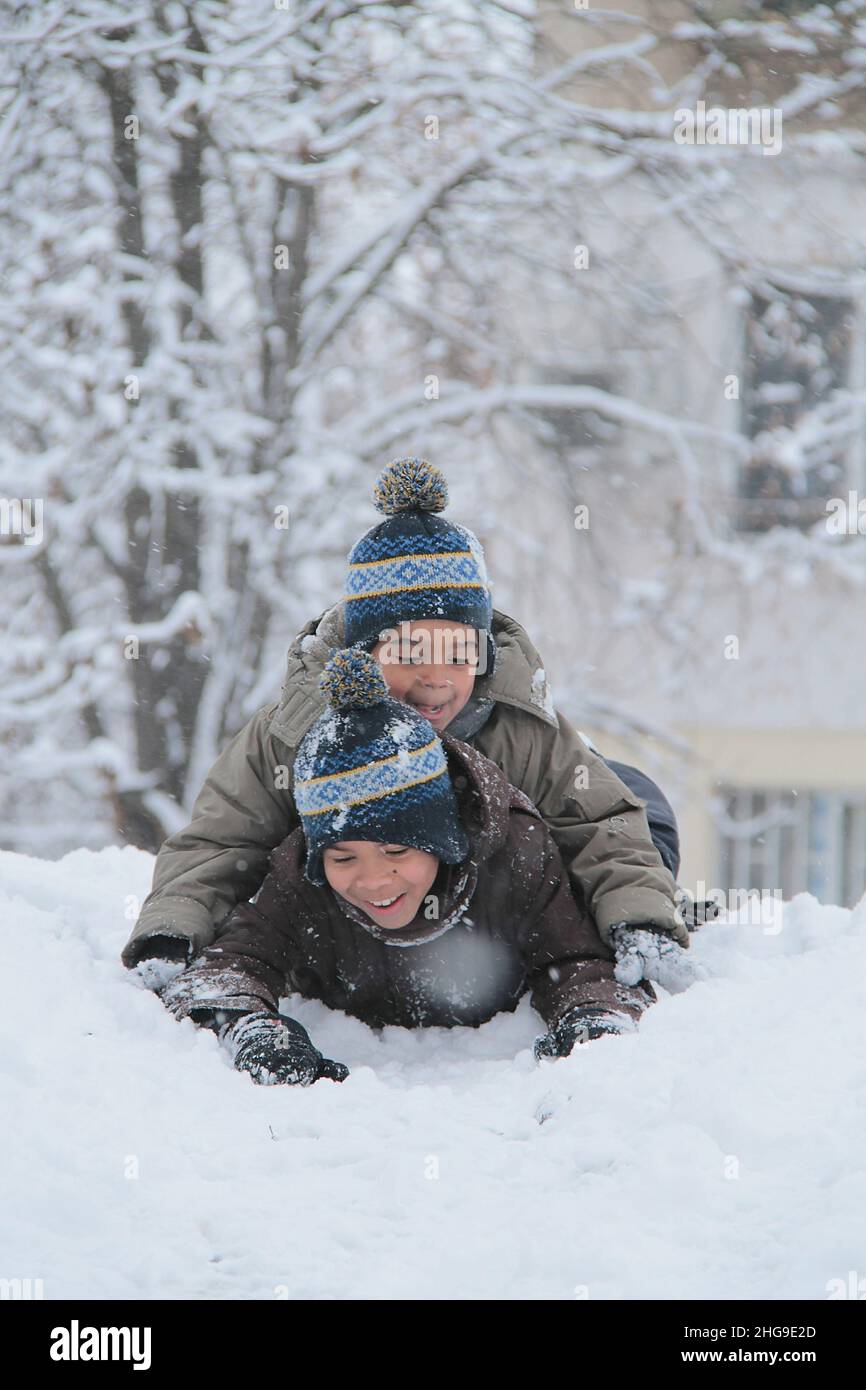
xmin=529 ymin=368 xmax=620 ymax=466
xmin=716 ymin=785 xmax=866 ymax=908
xmin=737 ymin=285 xmax=855 ymax=531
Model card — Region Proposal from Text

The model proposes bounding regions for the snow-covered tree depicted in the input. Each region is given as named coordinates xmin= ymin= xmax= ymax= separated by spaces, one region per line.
xmin=0 ymin=0 xmax=539 ymax=851
xmin=2 ymin=0 xmax=865 ymax=854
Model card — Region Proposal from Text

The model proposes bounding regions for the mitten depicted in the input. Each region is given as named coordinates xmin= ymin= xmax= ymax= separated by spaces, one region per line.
xmin=220 ymin=1011 xmax=349 ymax=1087
xmin=131 ymin=935 xmax=190 ymax=991
xmin=611 ymin=924 xmax=698 ymax=992
xmin=534 ymin=1005 xmax=635 ymax=1061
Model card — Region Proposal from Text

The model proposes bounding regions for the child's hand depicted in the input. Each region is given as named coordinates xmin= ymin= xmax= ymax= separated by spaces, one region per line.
xmin=131 ymin=936 xmax=190 ymax=992
xmin=220 ymin=1011 xmax=349 ymax=1087
xmin=611 ymin=924 xmax=699 ymax=993
xmin=534 ymin=1005 xmax=635 ymax=1060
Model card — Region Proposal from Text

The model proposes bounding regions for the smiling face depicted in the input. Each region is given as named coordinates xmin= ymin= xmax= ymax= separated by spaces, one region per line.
xmin=322 ymin=841 xmax=440 ymax=929
xmin=370 ymin=619 xmax=479 ymax=731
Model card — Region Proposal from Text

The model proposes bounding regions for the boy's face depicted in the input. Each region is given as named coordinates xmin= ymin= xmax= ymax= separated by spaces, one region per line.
xmin=370 ymin=619 xmax=479 ymax=731
xmin=322 ymin=841 xmax=439 ymax=929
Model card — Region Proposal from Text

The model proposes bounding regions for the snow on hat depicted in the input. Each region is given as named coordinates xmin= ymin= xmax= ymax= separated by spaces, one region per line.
xmin=342 ymin=457 xmax=496 ymax=676
xmin=293 ymin=646 xmax=470 ymax=887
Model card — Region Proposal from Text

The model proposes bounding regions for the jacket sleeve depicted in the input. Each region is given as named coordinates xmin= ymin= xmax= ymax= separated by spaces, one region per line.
xmin=160 ymin=838 xmax=307 ymax=1021
xmin=511 ymin=815 xmax=656 ymax=1028
xmin=515 ymin=709 xmax=688 ymax=948
xmin=121 ymin=701 xmax=299 ymax=968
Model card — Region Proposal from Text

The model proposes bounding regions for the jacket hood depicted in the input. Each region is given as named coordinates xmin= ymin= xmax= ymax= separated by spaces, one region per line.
xmin=325 ymin=733 xmax=542 ymax=948
xmin=268 ymin=601 xmax=559 ymax=751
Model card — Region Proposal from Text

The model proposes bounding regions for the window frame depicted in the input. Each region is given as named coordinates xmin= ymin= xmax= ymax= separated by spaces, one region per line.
xmin=734 ymin=269 xmax=866 ymax=534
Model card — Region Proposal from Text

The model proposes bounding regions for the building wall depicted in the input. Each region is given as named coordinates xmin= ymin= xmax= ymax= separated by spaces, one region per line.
xmin=474 ymin=42 xmax=866 ymax=905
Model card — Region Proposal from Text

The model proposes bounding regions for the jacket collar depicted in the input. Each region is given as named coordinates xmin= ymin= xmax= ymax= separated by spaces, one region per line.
xmin=268 ymin=601 xmax=559 ymax=749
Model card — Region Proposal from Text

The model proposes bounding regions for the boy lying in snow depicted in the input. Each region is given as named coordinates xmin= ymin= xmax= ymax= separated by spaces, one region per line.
xmin=124 ymin=457 xmax=693 ymax=994
xmin=161 ymin=648 xmax=656 ymax=1086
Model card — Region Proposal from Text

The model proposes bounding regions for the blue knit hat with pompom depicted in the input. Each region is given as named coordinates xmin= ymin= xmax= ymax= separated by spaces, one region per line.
xmin=343 ymin=457 xmax=496 ymax=677
xmin=294 ymin=646 xmax=470 ymax=887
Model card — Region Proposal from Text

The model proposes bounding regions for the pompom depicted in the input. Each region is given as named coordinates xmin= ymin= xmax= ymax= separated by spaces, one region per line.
xmin=320 ymin=646 xmax=389 ymax=710
xmin=372 ymin=457 xmax=448 ymax=516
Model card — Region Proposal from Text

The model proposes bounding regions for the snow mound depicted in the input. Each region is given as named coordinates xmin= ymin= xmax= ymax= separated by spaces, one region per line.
xmin=2 ymin=845 xmax=865 ymax=1300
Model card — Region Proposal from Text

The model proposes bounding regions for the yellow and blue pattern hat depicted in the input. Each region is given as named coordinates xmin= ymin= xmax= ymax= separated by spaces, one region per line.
xmin=294 ymin=646 xmax=470 ymax=887
xmin=343 ymin=457 xmax=496 ymax=676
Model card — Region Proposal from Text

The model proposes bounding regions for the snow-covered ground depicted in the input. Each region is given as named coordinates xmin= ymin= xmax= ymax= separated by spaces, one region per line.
xmin=2 ymin=844 xmax=865 ymax=1301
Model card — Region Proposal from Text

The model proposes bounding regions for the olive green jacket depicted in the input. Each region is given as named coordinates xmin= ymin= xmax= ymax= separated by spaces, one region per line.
xmin=121 ymin=603 xmax=687 ymax=968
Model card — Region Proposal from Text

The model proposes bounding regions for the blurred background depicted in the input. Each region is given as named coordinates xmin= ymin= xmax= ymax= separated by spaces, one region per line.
xmin=3 ymin=0 xmax=865 ymax=906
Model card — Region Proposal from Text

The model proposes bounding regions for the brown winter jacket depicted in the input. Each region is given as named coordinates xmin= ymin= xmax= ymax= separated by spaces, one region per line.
xmin=122 ymin=602 xmax=687 ymax=969
xmin=162 ymin=736 xmax=656 ymax=1033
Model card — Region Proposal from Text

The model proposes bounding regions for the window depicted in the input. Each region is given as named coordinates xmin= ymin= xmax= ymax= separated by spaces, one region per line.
xmin=737 ymin=281 xmax=859 ymax=532
xmin=528 ymin=365 xmax=621 ymax=467
xmin=716 ymin=786 xmax=866 ymax=908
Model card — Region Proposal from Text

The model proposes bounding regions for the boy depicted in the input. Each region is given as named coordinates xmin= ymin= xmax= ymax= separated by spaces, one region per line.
xmin=160 ymin=648 xmax=656 ymax=1085
xmin=123 ymin=458 xmax=692 ymax=992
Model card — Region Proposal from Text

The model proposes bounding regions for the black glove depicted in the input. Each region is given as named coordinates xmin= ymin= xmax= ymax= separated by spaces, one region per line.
xmin=133 ymin=936 xmax=190 ymax=965
xmin=674 ymin=891 xmax=723 ymax=930
xmin=534 ymin=1005 xmax=632 ymax=1061
xmin=131 ymin=935 xmax=191 ymax=992
xmin=220 ymin=1011 xmax=349 ymax=1087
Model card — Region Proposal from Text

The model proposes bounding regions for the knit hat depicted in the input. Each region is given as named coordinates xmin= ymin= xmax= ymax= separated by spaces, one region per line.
xmin=343 ymin=457 xmax=496 ymax=677
xmin=294 ymin=646 xmax=471 ymax=887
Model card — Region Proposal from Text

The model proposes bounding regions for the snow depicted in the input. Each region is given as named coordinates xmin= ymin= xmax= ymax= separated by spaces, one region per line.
xmin=386 ymin=715 xmax=420 ymax=747
xmin=2 ymin=844 xmax=866 ymax=1300
xmin=529 ymin=666 xmax=556 ymax=719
